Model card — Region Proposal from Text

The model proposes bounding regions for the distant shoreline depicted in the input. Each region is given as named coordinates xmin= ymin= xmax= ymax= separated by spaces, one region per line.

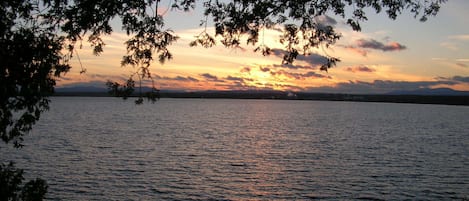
xmin=52 ymin=91 xmax=469 ymax=106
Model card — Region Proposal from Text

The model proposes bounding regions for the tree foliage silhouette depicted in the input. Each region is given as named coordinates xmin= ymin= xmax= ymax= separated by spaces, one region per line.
xmin=1 ymin=0 xmax=447 ymax=146
xmin=0 ymin=162 xmax=48 ymax=201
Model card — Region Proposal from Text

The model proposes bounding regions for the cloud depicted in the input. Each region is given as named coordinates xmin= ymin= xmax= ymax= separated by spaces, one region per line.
xmin=440 ymin=35 xmax=469 ymax=51
xmin=221 ymin=81 xmax=305 ymax=91
xmin=449 ymin=35 xmax=469 ymax=41
xmin=155 ymin=75 xmax=199 ymax=82
xmin=271 ymin=49 xmax=329 ymax=66
xmin=443 ymin=76 xmax=469 ymax=83
xmin=342 ymin=46 xmax=368 ymax=57
xmin=259 ymin=66 xmax=270 ymax=72
xmin=200 ymin=73 xmax=217 ymax=80
xmin=225 ymin=76 xmax=253 ymax=83
xmin=57 ymin=76 xmax=73 ymax=81
xmin=447 ymin=76 xmax=469 ymax=84
xmin=440 ymin=42 xmax=458 ymax=51
xmin=431 ymin=57 xmax=448 ymax=61
xmin=341 ymin=38 xmax=407 ymax=56
xmin=59 ymin=81 xmax=108 ymax=88
xmin=271 ymin=70 xmax=331 ymax=80
xmin=431 ymin=58 xmax=469 ymax=67
xmin=240 ymin=67 xmax=251 ymax=73
xmin=314 ymin=15 xmax=337 ymax=29
xmin=225 ymin=76 xmax=244 ymax=82
xmin=455 ymin=59 xmax=469 ymax=67
xmin=56 ymin=73 xmax=129 ymax=87
xmin=200 ymin=73 xmax=224 ymax=82
xmin=305 ymin=79 xmax=460 ymax=94
xmin=296 ymin=53 xmax=330 ymax=66
xmin=272 ymin=63 xmax=317 ymax=70
xmin=301 ymin=71 xmax=331 ymax=79
xmin=86 ymin=74 xmax=111 ymax=79
xmin=178 ymin=76 xmax=199 ymax=82
xmin=221 ymin=82 xmax=274 ymax=91
xmin=345 ymin=65 xmax=376 ymax=73
xmin=456 ymin=63 xmax=467 ymax=68
xmin=355 ymin=39 xmax=407 ymax=52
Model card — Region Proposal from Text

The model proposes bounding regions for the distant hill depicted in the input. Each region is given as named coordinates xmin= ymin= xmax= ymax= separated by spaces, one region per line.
xmin=387 ymin=88 xmax=469 ymax=96
xmin=53 ymin=86 xmax=469 ymax=105
xmin=55 ymin=86 xmax=107 ymax=93
xmin=54 ymin=86 xmax=184 ymax=97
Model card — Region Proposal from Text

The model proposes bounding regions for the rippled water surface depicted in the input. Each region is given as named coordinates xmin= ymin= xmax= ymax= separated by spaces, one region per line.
xmin=2 ymin=97 xmax=469 ymax=200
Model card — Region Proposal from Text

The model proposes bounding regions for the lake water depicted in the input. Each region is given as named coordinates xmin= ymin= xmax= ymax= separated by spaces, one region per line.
xmin=1 ymin=97 xmax=469 ymax=200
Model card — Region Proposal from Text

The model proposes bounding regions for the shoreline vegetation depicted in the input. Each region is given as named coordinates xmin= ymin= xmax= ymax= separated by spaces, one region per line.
xmin=53 ymin=90 xmax=469 ymax=106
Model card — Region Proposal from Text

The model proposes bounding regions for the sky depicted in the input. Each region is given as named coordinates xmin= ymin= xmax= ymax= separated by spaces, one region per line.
xmin=58 ymin=0 xmax=469 ymax=94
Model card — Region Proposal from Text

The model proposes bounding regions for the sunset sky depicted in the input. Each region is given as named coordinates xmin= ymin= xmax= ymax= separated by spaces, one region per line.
xmin=59 ymin=0 xmax=469 ymax=94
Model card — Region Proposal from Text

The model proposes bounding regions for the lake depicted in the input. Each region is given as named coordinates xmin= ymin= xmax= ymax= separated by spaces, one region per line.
xmin=1 ymin=97 xmax=469 ymax=200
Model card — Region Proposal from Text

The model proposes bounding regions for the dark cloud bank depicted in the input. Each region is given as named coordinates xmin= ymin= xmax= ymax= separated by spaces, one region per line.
xmin=306 ymin=76 xmax=469 ymax=94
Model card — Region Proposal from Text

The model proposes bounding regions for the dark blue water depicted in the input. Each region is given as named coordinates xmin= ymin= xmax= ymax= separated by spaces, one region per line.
xmin=2 ymin=97 xmax=469 ymax=200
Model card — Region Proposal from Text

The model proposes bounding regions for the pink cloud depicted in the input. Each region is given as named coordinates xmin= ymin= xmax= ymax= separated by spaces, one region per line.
xmin=345 ymin=65 xmax=376 ymax=73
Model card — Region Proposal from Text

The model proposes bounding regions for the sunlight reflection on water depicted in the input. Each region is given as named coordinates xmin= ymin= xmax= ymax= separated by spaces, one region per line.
xmin=2 ymin=97 xmax=469 ymax=200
